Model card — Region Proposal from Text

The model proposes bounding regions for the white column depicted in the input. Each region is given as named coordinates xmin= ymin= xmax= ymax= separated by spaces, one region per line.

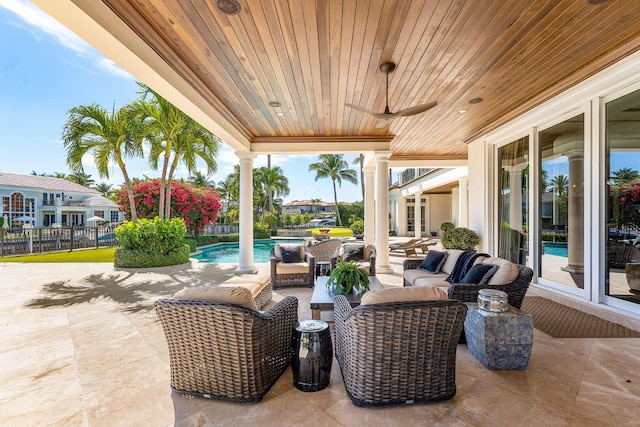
xmin=508 ymin=171 xmax=523 ymax=231
xmin=451 ymin=187 xmax=459 ymax=226
xmin=414 ymin=191 xmax=422 ymax=238
xmin=562 ymin=150 xmax=584 ymax=274
xmin=397 ymin=196 xmax=407 ymax=236
xmin=458 ymin=178 xmax=469 ymax=227
xmin=236 ymin=151 xmax=257 ymax=274
xmin=364 ymin=165 xmax=375 ymax=245
xmin=375 ymin=151 xmax=393 ymax=274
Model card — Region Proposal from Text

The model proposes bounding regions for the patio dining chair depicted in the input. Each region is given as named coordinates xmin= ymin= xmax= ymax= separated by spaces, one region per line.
xmin=270 ymin=243 xmax=316 ymax=288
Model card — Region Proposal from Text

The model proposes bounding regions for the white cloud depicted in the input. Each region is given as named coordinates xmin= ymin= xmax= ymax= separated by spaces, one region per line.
xmin=0 ymin=0 xmax=132 ymax=79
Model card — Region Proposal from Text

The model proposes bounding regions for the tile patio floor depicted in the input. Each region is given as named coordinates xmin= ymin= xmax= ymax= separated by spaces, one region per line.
xmin=1 ymin=249 xmax=640 ymax=426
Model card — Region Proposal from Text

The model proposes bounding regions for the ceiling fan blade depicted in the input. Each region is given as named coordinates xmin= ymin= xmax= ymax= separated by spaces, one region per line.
xmin=345 ymin=103 xmax=380 ymax=116
xmin=395 ymin=101 xmax=437 ymax=117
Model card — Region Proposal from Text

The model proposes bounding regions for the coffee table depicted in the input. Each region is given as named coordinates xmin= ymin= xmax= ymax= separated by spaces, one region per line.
xmin=310 ymin=276 xmax=384 ymax=320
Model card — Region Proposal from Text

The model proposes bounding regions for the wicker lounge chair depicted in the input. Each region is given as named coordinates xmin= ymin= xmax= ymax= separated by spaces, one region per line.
xmin=155 ymin=296 xmax=298 ymax=402
xmin=334 ymin=296 xmax=467 ymax=407
xmin=270 ymin=243 xmax=316 ymax=288
xmin=389 ymin=238 xmax=433 ymax=256
xmin=330 ymin=242 xmax=376 ymax=275
xmin=305 ymin=238 xmax=343 ymax=263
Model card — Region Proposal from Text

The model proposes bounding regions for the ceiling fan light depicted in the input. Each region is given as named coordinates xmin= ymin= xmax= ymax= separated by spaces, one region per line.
xmin=469 ymin=97 xmax=484 ymax=104
xmin=216 ymin=0 xmax=241 ymax=15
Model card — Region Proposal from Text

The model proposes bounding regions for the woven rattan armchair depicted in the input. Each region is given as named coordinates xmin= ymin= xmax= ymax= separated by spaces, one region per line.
xmin=333 ymin=296 xmax=467 ymax=407
xmin=402 ymin=259 xmax=533 ymax=310
xmin=270 ymin=244 xmax=316 ymax=288
xmin=330 ymin=243 xmax=377 ymax=275
xmin=154 ymin=296 xmax=298 ymax=402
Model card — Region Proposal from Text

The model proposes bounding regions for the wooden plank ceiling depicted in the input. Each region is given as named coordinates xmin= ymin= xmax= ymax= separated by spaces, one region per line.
xmin=100 ymin=0 xmax=640 ymax=160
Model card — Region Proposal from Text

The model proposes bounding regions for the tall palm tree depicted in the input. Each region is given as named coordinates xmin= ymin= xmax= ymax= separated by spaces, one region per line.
xmin=612 ymin=167 xmax=640 ymax=185
xmin=549 ymin=174 xmax=569 ymax=196
xmin=352 ymin=154 xmax=365 ymax=200
xmin=217 ymin=172 xmax=238 ymax=223
xmin=310 ymin=197 xmax=322 ymax=215
xmin=62 ymin=103 xmax=143 ymax=222
xmin=308 ymin=154 xmax=358 ymax=226
xmin=256 ymin=166 xmax=289 ymax=222
xmin=187 ymin=170 xmax=213 ymax=188
xmin=67 ymin=172 xmax=95 ymax=188
xmin=133 ymin=83 xmax=219 ymax=219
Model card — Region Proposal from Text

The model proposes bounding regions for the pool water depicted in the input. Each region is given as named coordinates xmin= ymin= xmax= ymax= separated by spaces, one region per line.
xmin=543 ymin=242 xmax=568 ymax=257
xmin=194 ymin=239 xmax=305 ymax=263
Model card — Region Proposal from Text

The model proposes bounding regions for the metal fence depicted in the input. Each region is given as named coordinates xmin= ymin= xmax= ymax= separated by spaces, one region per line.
xmin=0 ymin=225 xmax=119 ymax=257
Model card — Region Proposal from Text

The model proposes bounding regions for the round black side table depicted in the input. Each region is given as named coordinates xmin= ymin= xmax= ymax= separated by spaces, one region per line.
xmin=291 ymin=319 xmax=333 ymax=392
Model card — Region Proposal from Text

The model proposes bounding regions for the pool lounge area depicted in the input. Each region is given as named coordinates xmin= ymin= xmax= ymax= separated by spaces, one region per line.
xmin=194 ymin=238 xmax=305 ymax=263
xmin=2 ymin=251 xmax=640 ymax=425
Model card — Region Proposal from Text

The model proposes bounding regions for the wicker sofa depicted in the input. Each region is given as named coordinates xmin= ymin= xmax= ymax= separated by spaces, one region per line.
xmin=334 ymin=295 xmax=467 ymax=406
xmin=155 ymin=296 xmax=298 ymax=402
xmin=403 ymin=250 xmax=533 ymax=309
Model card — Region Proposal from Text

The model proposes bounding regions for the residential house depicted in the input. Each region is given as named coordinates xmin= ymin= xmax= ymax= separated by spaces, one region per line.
xmin=0 ymin=172 xmax=123 ymax=227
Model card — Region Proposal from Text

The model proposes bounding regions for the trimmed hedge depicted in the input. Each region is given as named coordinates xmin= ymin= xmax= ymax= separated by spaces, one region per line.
xmin=185 ymin=238 xmax=197 ymax=252
xmin=114 ymin=244 xmax=191 ymax=268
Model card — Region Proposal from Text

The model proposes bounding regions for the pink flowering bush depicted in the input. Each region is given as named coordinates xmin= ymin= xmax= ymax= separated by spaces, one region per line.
xmin=116 ymin=180 xmax=221 ymax=235
xmin=618 ymin=181 xmax=640 ymax=207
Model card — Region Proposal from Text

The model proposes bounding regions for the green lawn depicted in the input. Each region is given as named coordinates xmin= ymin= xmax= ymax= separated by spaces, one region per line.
xmin=0 ymin=247 xmax=117 ymax=263
xmin=310 ymin=227 xmax=353 ymax=237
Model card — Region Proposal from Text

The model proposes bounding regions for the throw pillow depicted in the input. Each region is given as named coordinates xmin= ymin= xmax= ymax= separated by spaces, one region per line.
xmin=343 ymin=244 xmax=365 ymax=261
xmin=173 ymin=286 xmax=259 ymax=311
xmin=482 ymin=257 xmax=520 ymax=285
xmin=280 ymin=245 xmax=303 ymax=263
xmin=460 ymin=263 xmax=499 ymax=284
xmin=418 ymin=250 xmax=447 ymax=273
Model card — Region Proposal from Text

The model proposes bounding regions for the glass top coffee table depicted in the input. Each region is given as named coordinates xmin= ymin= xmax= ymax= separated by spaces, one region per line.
xmin=310 ymin=276 xmax=384 ymax=320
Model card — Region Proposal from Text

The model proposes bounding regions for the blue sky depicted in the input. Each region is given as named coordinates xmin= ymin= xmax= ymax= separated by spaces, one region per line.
xmin=0 ymin=0 xmax=364 ymax=204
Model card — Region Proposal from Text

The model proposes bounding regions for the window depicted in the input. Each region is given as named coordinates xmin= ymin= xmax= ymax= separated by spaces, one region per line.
xmin=538 ymin=113 xmax=585 ymax=289
xmin=497 ymin=137 xmax=529 ymax=264
xmin=110 ymin=211 xmax=120 ymax=223
xmin=605 ymin=87 xmax=640 ymax=304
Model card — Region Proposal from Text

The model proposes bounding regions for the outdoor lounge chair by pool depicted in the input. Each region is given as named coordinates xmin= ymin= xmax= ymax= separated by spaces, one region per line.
xmin=389 ymin=238 xmax=435 ymax=256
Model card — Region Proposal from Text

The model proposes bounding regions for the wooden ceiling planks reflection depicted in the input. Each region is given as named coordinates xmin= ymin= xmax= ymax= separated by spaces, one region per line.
xmin=101 ymin=0 xmax=640 ymax=159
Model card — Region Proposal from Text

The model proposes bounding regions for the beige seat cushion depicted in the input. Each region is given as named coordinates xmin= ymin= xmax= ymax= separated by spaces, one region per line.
xmin=482 ymin=257 xmax=520 ymax=285
xmin=404 ymin=268 xmax=442 ymax=286
xmin=276 ymin=262 xmax=310 ymax=275
xmin=220 ymin=274 xmax=271 ymax=297
xmin=173 ymin=286 xmax=259 ymax=311
xmin=361 ymin=286 xmax=448 ymax=305
xmin=414 ymin=276 xmax=450 ymax=288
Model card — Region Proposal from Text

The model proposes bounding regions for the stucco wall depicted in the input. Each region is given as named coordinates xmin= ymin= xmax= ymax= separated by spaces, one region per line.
xmin=428 ymin=194 xmax=451 ymax=237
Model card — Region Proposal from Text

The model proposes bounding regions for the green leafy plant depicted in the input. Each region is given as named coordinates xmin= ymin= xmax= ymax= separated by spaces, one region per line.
xmin=440 ymin=221 xmax=455 ymax=233
xmin=349 ymin=218 xmax=364 ymax=236
xmin=327 ymin=260 xmax=370 ymax=294
xmin=441 ymin=227 xmax=480 ymax=250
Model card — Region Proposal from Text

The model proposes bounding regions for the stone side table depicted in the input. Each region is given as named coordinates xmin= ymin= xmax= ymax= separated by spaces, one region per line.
xmin=464 ymin=303 xmax=533 ymax=370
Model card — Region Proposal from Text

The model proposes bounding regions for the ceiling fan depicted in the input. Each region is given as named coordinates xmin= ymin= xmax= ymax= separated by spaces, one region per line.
xmin=346 ymin=62 xmax=437 ymax=123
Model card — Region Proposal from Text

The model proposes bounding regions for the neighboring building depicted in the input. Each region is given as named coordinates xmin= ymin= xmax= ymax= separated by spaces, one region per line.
xmin=389 ymin=168 xmax=468 ymax=237
xmin=280 ymin=199 xmax=335 ymax=216
xmin=0 ymin=172 xmax=123 ymax=227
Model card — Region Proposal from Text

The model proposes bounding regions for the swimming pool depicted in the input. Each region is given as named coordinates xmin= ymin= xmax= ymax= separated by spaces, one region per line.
xmin=543 ymin=242 xmax=568 ymax=257
xmin=194 ymin=238 xmax=305 ymax=263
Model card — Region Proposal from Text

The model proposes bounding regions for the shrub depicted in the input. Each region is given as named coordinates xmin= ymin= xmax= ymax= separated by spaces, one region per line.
xmin=114 ymin=218 xmax=189 ymax=268
xmin=185 ymin=238 xmax=197 ymax=252
xmin=440 ymin=222 xmax=455 ymax=233
xmin=350 ymin=218 xmax=364 ymax=236
xmin=253 ymin=222 xmax=272 ymax=239
xmin=114 ymin=245 xmax=190 ymax=268
xmin=441 ymin=227 xmax=480 ymax=250
xmin=219 ymin=233 xmax=240 ymax=242
xmin=195 ymin=235 xmax=220 ymax=246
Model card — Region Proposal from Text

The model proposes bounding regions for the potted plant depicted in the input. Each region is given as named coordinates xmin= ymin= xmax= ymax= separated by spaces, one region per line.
xmin=327 ymin=260 xmax=370 ymax=294
xmin=441 ymin=227 xmax=480 ymax=250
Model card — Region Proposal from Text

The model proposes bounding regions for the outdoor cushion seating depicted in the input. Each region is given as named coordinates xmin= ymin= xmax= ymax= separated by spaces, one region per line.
xmin=403 ymin=250 xmax=533 ymax=310
xmin=330 ymin=243 xmax=376 ymax=275
xmin=219 ymin=274 xmax=272 ymax=310
xmin=334 ymin=295 xmax=467 ymax=406
xmin=155 ymin=293 xmax=298 ymax=402
xmin=270 ymin=243 xmax=315 ymax=288
xmin=305 ymin=238 xmax=343 ymax=264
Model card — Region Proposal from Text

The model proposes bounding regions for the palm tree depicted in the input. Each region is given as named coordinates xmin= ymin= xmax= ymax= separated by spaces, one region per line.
xmin=67 ymin=172 xmax=95 ymax=187
xmin=310 ymin=197 xmax=322 ymax=215
xmin=549 ymin=174 xmax=569 ymax=196
xmin=133 ymin=83 xmax=219 ymax=219
xmin=217 ymin=173 xmax=238 ymax=223
xmin=256 ymin=166 xmax=289 ymax=223
xmin=62 ymin=103 xmax=143 ymax=222
xmin=308 ymin=154 xmax=358 ymax=226
xmin=612 ymin=167 xmax=640 ymax=185
xmin=352 ymin=154 xmax=365 ymax=200
xmin=187 ymin=170 xmax=213 ymax=188
xmin=94 ymin=182 xmax=113 ymax=197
